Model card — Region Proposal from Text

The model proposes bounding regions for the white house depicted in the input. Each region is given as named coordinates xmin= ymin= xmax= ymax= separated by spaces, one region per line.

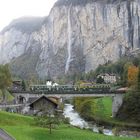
xmin=97 ymin=73 xmax=117 ymax=84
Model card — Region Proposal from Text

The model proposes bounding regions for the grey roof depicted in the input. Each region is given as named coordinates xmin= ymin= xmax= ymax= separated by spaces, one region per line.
xmin=29 ymin=95 xmax=58 ymax=107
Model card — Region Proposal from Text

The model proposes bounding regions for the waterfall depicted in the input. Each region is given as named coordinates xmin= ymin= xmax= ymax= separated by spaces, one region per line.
xmin=65 ymin=5 xmax=72 ymax=74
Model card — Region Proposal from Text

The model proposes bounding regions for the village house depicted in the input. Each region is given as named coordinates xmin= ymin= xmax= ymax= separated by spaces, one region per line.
xmin=29 ymin=96 xmax=58 ymax=115
xmin=97 ymin=73 xmax=117 ymax=84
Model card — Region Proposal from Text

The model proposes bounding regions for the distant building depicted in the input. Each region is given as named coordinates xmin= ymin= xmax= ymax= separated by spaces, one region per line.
xmin=29 ymin=96 xmax=58 ymax=115
xmin=46 ymin=81 xmax=52 ymax=86
xmin=11 ymin=80 xmax=23 ymax=91
xmin=97 ymin=73 xmax=117 ymax=84
xmin=46 ymin=80 xmax=59 ymax=86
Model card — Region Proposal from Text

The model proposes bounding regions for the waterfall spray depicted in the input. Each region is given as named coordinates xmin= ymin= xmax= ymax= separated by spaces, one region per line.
xmin=65 ymin=4 xmax=72 ymax=74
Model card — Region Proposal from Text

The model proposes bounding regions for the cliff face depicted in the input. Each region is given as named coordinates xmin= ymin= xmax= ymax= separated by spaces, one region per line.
xmin=0 ymin=0 xmax=140 ymax=79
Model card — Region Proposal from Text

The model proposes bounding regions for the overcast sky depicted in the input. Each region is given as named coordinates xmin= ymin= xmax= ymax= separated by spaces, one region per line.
xmin=0 ymin=0 xmax=57 ymax=31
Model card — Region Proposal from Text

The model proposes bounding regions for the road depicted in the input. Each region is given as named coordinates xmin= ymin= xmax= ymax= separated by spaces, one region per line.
xmin=0 ymin=129 xmax=15 ymax=140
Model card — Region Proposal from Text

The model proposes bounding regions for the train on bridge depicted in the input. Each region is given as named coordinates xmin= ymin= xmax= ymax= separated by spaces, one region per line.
xmin=29 ymin=84 xmax=111 ymax=94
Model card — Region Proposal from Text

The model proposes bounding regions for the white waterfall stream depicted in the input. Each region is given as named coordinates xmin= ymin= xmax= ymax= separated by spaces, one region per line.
xmin=63 ymin=104 xmax=114 ymax=136
xmin=63 ymin=104 xmax=89 ymax=129
xmin=65 ymin=5 xmax=72 ymax=74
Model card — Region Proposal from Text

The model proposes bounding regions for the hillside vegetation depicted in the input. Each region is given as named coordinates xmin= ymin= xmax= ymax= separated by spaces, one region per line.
xmin=73 ymin=56 xmax=140 ymax=124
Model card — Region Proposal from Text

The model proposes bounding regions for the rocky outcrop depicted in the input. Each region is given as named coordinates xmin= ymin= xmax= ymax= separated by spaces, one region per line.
xmin=0 ymin=0 xmax=140 ymax=79
xmin=0 ymin=17 xmax=44 ymax=64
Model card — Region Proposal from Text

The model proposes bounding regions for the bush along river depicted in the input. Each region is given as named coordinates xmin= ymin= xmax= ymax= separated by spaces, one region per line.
xmin=63 ymin=104 xmax=140 ymax=138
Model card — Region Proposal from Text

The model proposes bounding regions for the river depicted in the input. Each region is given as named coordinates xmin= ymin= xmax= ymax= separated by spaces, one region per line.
xmin=63 ymin=104 xmax=113 ymax=136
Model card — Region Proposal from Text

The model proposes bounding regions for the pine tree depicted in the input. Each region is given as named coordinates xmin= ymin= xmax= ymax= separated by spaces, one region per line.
xmin=22 ymin=80 xmax=26 ymax=91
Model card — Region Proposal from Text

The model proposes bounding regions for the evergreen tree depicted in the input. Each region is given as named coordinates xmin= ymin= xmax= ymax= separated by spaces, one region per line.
xmin=22 ymin=80 xmax=26 ymax=91
xmin=96 ymin=76 xmax=104 ymax=84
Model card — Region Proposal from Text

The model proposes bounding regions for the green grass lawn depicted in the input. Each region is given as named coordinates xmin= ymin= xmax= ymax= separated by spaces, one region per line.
xmin=94 ymin=97 xmax=112 ymax=117
xmin=0 ymin=111 xmax=139 ymax=140
xmin=94 ymin=97 xmax=115 ymax=121
xmin=3 ymin=125 xmax=140 ymax=140
xmin=0 ymin=111 xmax=33 ymax=126
xmin=86 ymin=97 xmax=140 ymax=127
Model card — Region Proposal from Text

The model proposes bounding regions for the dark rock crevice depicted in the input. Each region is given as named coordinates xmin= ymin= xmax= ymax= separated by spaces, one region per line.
xmin=127 ymin=0 xmax=134 ymax=49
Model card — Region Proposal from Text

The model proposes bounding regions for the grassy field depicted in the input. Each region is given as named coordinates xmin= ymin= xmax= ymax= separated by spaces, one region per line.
xmin=94 ymin=97 xmax=114 ymax=120
xmin=0 ymin=111 xmax=33 ymax=126
xmin=84 ymin=97 xmax=140 ymax=127
xmin=3 ymin=125 xmax=140 ymax=140
xmin=0 ymin=111 xmax=139 ymax=140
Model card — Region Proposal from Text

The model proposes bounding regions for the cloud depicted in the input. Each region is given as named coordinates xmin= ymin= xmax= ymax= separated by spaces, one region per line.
xmin=0 ymin=0 xmax=57 ymax=31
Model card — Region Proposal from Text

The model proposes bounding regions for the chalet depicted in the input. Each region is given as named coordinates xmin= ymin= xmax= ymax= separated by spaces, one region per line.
xmin=29 ymin=96 xmax=58 ymax=115
xmin=97 ymin=73 xmax=117 ymax=84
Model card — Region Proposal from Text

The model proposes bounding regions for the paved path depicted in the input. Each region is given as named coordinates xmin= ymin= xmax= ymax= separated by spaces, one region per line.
xmin=0 ymin=129 xmax=15 ymax=140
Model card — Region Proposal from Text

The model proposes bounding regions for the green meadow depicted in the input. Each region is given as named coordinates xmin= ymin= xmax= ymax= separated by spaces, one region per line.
xmin=0 ymin=111 xmax=139 ymax=140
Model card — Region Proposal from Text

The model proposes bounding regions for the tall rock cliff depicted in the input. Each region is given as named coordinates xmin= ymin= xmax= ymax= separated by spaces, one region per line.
xmin=0 ymin=0 xmax=140 ymax=79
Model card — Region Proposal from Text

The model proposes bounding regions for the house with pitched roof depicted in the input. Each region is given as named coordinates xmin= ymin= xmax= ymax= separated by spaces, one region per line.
xmin=29 ymin=96 xmax=58 ymax=115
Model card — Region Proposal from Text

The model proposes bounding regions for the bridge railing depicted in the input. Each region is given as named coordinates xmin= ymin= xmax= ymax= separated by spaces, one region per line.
xmin=8 ymin=89 xmax=30 ymax=93
xmin=29 ymin=84 xmax=113 ymax=94
xmin=10 ymin=84 xmax=126 ymax=94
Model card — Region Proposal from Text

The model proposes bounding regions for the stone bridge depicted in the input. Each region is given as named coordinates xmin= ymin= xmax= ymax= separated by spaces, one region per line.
xmin=11 ymin=89 xmax=126 ymax=117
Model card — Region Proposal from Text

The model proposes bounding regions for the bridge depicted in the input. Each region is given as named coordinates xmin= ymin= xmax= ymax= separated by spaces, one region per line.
xmin=0 ymin=104 xmax=24 ymax=109
xmin=10 ymin=84 xmax=126 ymax=117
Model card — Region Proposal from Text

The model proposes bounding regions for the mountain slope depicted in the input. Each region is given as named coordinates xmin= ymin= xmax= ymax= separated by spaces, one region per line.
xmin=0 ymin=0 xmax=140 ymax=79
